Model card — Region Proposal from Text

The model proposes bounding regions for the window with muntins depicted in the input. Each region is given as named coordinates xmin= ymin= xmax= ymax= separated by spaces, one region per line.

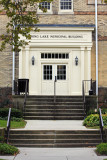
xmin=59 ymin=0 xmax=73 ymax=14
xmin=39 ymin=2 xmax=50 ymax=10
xmin=43 ymin=65 xmax=52 ymax=80
xmin=41 ymin=53 xmax=69 ymax=59
xmin=57 ymin=65 xmax=66 ymax=80
xmin=38 ymin=1 xmax=52 ymax=14
xmin=60 ymin=0 xmax=72 ymax=10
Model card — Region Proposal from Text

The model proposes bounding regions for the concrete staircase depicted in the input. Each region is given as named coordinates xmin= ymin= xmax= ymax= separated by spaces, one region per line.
xmin=9 ymin=95 xmax=105 ymax=148
xmin=9 ymin=130 xmax=104 ymax=148
xmin=24 ymin=96 xmax=85 ymax=120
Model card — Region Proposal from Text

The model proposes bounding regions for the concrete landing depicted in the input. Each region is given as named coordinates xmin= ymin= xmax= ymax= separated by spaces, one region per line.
xmin=13 ymin=120 xmax=98 ymax=130
xmin=0 ymin=148 xmax=107 ymax=160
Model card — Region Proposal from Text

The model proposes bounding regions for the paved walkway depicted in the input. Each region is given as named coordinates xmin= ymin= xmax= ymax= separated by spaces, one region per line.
xmin=0 ymin=148 xmax=107 ymax=160
xmin=13 ymin=120 xmax=98 ymax=130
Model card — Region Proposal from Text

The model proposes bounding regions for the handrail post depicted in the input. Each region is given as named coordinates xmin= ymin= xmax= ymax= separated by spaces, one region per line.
xmin=54 ymin=76 xmax=57 ymax=103
xmin=23 ymin=80 xmax=27 ymax=117
xmin=6 ymin=108 xmax=11 ymax=144
xmin=82 ymin=80 xmax=86 ymax=115
xmin=99 ymin=108 xmax=104 ymax=142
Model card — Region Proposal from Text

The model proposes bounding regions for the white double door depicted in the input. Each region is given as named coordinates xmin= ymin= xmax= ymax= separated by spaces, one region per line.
xmin=41 ymin=63 xmax=69 ymax=95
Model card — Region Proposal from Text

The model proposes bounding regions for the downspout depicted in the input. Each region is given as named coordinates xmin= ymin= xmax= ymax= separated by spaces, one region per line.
xmin=12 ymin=45 xmax=15 ymax=95
xmin=12 ymin=0 xmax=16 ymax=95
xmin=95 ymin=0 xmax=98 ymax=108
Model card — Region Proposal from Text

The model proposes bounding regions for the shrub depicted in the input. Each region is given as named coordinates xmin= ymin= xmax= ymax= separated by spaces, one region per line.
xmin=83 ymin=114 xmax=107 ymax=127
xmin=0 ymin=108 xmax=22 ymax=118
xmin=96 ymin=143 xmax=107 ymax=155
xmin=0 ymin=117 xmax=23 ymax=122
xmin=0 ymin=136 xmax=4 ymax=143
xmin=87 ymin=109 xmax=98 ymax=116
xmin=0 ymin=143 xmax=19 ymax=155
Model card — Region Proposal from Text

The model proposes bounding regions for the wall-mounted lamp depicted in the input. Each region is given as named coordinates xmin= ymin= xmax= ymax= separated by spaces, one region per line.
xmin=75 ymin=56 xmax=78 ymax=66
xmin=32 ymin=56 xmax=35 ymax=65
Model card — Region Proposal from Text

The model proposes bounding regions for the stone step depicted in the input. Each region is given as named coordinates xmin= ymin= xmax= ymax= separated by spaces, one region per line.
xmin=24 ymin=95 xmax=84 ymax=120
xmin=24 ymin=112 xmax=85 ymax=116
xmin=9 ymin=139 xmax=101 ymax=144
xmin=8 ymin=143 xmax=100 ymax=148
xmin=9 ymin=130 xmax=101 ymax=134
xmin=8 ymin=129 xmax=104 ymax=148
xmin=24 ymin=109 xmax=84 ymax=113
xmin=26 ymin=99 xmax=83 ymax=102
xmin=25 ymin=105 xmax=84 ymax=109
xmin=26 ymin=96 xmax=83 ymax=99
xmin=9 ymin=134 xmax=101 ymax=139
xmin=26 ymin=102 xmax=84 ymax=105
xmin=24 ymin=116 xmax=85 ymax=120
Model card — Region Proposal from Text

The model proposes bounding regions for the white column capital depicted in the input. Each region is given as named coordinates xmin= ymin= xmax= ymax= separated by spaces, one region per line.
xmin=87 ymin=47 xmax=91 ymax=51
xmin=80 ymin=47 xmax=85 ymax=51
xmin=25 ymin=46 xmax=30 ymax=51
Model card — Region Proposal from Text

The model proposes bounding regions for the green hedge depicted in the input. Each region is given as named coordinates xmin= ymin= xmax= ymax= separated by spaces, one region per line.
xmin=0 ymin=108 xmax=22 ymax=118
xmin=0 ymin=143 xmax=19 ymax=155
xmin=83 ymin=114 xmax=107 ymax=127
xmin=96 ymin=143 xmax=107 ymax=155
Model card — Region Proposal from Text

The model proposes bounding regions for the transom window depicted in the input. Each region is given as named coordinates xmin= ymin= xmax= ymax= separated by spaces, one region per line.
xmin=43 ymin=65 xmax=52 ymax=80
xmin=39 ymin=2 xmax=50 ymax=10
xmin=57 ymin=65 xmax=66 ymax=80
xmin=60 ymin=0 xmax=72 ymax=10
xmin=41 ymin=53 xmax=69 ymax=59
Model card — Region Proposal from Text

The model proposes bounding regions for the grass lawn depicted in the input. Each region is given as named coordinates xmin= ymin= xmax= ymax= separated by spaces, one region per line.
xmin=0 ymin=120 xmax=26 ymax=129
xmin=86 ymin=126 xmax=107 ymax=129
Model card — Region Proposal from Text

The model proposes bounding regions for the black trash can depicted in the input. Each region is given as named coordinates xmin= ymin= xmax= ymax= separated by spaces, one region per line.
xmin=18 ymin=79 xmax=29 ymax=95
xmin=89 ymin=90 xmax=93 ymax=95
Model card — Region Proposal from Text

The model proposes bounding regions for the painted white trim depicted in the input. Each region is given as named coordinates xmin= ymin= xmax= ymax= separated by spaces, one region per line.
xmin=25 ymin=46 xmax=30 ymax=79
xmin=32 ymin=27 xmax=95 ymax=32
xmin=81 ymin=47 xmax=85 ymax=91
xmin=19 ymin=50 xmax=23 ymax=78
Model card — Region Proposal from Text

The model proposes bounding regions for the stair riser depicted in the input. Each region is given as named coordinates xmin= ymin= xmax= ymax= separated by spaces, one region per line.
xmin=24 ymin=117 xmax=84 ymax=120
xmin=9 ymin=130 xmax=101 ymax=134
xmin=26 ymin=99 xmax=83 ymax=103
xmin=26 ymin=102 xmax=84 ymax=105
xmin=9 ymin=143 xmax=100 ymax=148
xmin=9 ymin=135 xmax=101 ymax=139
xmin=26 ymin=96 xmax=83 ymax=99
xmin=25 ymin=106 xmax=84 ymax=109
xmin=25 ymin=109 xmax=84 ymax=113
xmin=24 ymin=113 xmax=85 ymax=116
xmin=9 ymin=139 xmax=101 ymax=144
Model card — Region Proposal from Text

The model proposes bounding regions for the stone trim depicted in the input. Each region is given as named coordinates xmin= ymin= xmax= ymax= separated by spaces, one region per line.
xmin=1 ymin=11 xmax=107 ymax=15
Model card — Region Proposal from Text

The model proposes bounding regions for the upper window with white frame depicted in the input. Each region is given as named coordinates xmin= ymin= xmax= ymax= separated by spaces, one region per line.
xmin=38 ymin=2 xmax=52 ymax=14
xmin=59 ymin=0 xmax=73 ymax=14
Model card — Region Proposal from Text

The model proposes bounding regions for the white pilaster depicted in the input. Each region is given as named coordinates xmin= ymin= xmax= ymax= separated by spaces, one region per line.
xmin=19 ymin=49 xmax=23 ymax=78
xmin=87 ymin=47 xmax=91 ymax=81
xmin=25 ymin=46 xmax=29 ymax=79
xmin=81 ymin=47 xmax=85 ymax=82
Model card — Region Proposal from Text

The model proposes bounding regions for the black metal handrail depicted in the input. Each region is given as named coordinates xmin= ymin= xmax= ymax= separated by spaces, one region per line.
xmin=82 ymin=79 xmax=96 ymax=114
xmin=99 ymin=108 xmax=104 ymax=142
xmin=23 ymin=80 xmax=28 ymax=117
xmin=6 ymin=108 xmax=11 ymax=144
xmin=54 ymin=76 xmax=57 ymax=103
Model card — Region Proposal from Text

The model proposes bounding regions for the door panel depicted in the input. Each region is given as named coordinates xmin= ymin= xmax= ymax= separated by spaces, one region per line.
xmin=41 ymin=64 xmax=69 ymax=95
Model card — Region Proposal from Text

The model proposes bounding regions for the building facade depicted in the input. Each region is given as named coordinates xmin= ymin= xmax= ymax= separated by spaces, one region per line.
xmin=0 ymin=0 xmax=107 ymax=96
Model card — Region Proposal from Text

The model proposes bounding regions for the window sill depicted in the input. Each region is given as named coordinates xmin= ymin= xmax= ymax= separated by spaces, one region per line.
xmin=58 ymin=11 xmax=74 ymax=15
xmin=37 ymin=11 xmax=53 ymax=15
